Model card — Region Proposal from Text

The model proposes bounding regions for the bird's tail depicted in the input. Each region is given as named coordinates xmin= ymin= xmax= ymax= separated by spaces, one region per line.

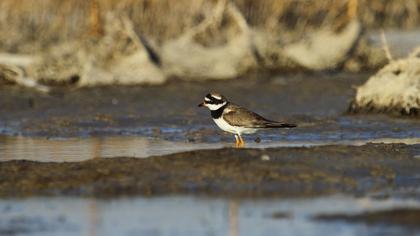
xmin=263 ymin=122 xmax=297 ymax=128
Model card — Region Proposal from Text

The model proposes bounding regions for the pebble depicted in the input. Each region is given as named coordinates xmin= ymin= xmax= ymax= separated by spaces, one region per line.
xmin=261 ymin=154 xmax=270 ymax=161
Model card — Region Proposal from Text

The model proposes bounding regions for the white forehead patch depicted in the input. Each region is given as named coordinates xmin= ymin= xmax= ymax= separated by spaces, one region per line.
xmin=211 ymin=94 xmax=222 ymax=100
xmin=204 ymin=97 xmax=211 ymax=102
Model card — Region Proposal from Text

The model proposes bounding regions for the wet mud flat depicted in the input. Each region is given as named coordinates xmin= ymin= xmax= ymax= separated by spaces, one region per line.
xmin=0 ymin=74 xmax=420 ymax=235
xmin=313 ymin=208 xmax=420 ymax=229
xmin=1 ymin=143 xmax=419 ymax=198
xmin=0 ymin=73 xmax=365 ymax=137
xmin=0 ymin=73 xmax=419 ymax=146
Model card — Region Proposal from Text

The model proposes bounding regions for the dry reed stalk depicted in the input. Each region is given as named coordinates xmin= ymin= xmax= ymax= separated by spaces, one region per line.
xmin=89 ymin=0 xmax=102 ymax=36
xmin=380 ymin=29 xmax=393 ymax=62
xmin=347 ymin=0 xmax=358 ymax=20
xmin=0 ymin=64 xmax=50 ymax=93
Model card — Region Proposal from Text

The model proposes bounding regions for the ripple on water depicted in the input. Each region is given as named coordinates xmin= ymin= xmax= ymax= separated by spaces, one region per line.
xmin=0 ymin=196 xmax=420 ymax=236
xmin=0 ymin=135 xmax=419 ymax=162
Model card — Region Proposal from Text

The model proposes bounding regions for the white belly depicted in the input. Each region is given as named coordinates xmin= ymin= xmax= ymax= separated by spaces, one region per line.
xmin=213 ymin=118 xmax=257 ymax=135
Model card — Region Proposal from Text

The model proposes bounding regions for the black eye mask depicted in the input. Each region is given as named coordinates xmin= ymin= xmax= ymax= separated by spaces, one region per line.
xmin=205 ymin=94 xmax=225 ymax=104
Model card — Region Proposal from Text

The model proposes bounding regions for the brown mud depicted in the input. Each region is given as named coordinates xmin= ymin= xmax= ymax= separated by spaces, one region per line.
xmin=0 ymin=73 xmax=419 ymax=199
xmin=313 ymin=208 xmax=420 ymax=228
xmin=0 ymin=73 xmax=419 ymax=235
xmin=0 ymin=72 xmax=362 ymax=128
xmin=0 ymin=143 xmax=419 ymax=198
xmin=0 ymin=73 xmax=418 ymax=145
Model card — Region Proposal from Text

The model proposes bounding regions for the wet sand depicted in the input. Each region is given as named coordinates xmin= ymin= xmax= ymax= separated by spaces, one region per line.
xmin=0 ymin=143 xmax=419 ymax=198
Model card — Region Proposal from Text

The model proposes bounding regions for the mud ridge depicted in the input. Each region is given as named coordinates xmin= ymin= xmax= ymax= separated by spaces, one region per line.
xmin=0 ymin=143 xmax=419 ymax=198
xmin=313 ymin=208 xmax=420 ymax=228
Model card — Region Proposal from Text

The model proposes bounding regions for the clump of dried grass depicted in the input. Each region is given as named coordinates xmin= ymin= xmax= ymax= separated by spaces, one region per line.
xmin=0 ymin=0 xmax=213 ymax=52
xmin=349 ymin=47 xmax=420 ymax=116
xmin=0 ymin=0 xmax=419 ymax=53
xmin=0 ymin=0 xmax=390 ymax=88
xmin=27 ymin=14 xmax=166 ymax=86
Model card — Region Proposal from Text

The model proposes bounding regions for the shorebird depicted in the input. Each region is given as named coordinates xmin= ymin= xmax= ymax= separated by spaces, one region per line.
xmin=198 ymin=92 xmax=296 ymax=147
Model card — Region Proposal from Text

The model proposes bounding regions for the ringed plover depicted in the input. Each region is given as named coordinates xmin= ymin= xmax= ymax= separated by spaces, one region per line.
xmin=198 ymin=93 xmax=296 ymax=147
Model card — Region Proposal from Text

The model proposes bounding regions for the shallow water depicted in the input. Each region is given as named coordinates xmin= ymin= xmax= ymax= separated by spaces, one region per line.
xmin=1 ymin=135 xmax=419 ymax=162
xmin=0 ymin=73 xmax=419 ymax=162
xmin=1 ymin=195 xmax=420 ymax=236
xmin=1 ymin=73 xmax=420 ymax=235
xmin=369 ymin=29 xmax=420 ymax=58
xmin=1 ymin=107 xmax=419 ymax=162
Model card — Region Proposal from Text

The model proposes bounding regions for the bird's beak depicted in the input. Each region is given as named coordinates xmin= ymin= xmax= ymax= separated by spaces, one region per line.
xmin=198 ymin=102 xmax=205 ymax=107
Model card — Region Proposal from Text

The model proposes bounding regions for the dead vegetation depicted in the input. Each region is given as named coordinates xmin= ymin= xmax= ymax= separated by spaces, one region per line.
xmin=348 ymin=24 xmax=420 ymax=116
xmin=1 ymin=0 xmax=417 ymax=88
xmin=1 ymin=0 xmax=419 ymax=53
xmin=349 ymin=47 xmax=420 ymax=116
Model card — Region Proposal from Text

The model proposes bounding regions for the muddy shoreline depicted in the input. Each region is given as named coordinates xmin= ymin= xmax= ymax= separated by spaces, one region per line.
xmin=1 ymin=143 xmax=419 ymax=198
xmin=1 ymin=73 xmax=418 ymax=141
xmin=0 ymin=73 xmax=364 ymax=137
xmin=313 ymin=208 xmax=420 ymax=228
xmin=0 ymin=74 xmax=419 ymax=235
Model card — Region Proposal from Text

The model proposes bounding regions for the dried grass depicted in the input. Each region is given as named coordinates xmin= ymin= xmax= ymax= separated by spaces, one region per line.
xmin=0 ymin=0 xmax=419 ymax=53
xmin=349 ymin=48 xmax=420 ymax=116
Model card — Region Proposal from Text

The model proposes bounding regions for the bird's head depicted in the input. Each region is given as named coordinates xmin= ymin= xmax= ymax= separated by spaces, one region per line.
xmin=198 ymin=92 xmax=228 ymax=110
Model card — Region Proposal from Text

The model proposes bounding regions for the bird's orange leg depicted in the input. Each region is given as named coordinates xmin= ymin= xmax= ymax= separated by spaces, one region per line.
xmin=238 ymin=134 xmax=245 ymax=148
xmin=234 ymin=135 xmax=240 ymax=148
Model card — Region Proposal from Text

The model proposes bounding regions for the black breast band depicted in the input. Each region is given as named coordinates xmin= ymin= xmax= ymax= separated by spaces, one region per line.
xmin=210 ymin=103 xmax=228 ymax=119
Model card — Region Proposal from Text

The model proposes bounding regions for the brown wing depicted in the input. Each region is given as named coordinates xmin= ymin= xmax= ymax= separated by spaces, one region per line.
xmin=223 ymin=104 xmax=297 ymax=128
xmin=222 ymin=104 xmax=271 ymax=128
